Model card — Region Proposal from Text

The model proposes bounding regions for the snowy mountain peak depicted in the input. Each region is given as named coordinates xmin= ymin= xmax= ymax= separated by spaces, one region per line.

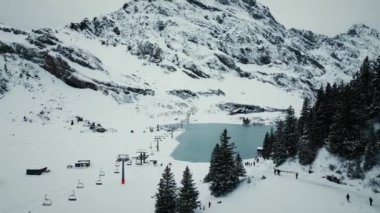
xmin=346 ymin=24 xmax=379 ymax=37
xmin=1 ymin=0 xmax=380 ymax=120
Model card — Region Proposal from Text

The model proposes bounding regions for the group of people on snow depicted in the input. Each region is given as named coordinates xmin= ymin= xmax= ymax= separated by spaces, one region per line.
xmin=346 ymin=194 xmax=374 ymax=206
xmin=273 ymin=168 xmax=374 ymax=207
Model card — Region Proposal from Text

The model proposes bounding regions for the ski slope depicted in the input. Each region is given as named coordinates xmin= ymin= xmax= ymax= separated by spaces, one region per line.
xmin=0 ymin=76 xmax=378 ymax=212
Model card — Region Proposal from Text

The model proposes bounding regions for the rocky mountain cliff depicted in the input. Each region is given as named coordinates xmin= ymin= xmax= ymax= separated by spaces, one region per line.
xmin=1 ymin=0 xmax=379 ymax=119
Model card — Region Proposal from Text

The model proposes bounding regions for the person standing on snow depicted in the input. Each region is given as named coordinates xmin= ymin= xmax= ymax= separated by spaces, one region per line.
xmin=346 ymin=194 xmax=350 ymax=202
xmin=369 ymin=197 xmax=373 ymax=206
xmin=295 ymin=172 xmax=298 ymax=179
xmin=208 ymin=201 xmax=211 ymax=208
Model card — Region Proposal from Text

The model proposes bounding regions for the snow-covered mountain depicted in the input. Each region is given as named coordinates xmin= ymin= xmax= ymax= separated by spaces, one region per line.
xmin=1 ymin=0 xmax=380 ymax=120
xmin=1 ymin=1 xmax=380 ymax=213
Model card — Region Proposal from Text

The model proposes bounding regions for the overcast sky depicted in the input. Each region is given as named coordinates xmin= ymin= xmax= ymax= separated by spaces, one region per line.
xmin=0 ymin=0 xmax=379 ymax=36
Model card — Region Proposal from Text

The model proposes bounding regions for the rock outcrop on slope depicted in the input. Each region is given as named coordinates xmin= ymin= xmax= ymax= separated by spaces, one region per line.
xmin=1 ymin=0 xmax=379 ymax=110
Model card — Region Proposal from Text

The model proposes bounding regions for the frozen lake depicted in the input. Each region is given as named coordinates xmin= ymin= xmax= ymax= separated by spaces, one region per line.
xmin=171 ymin=123 xmax=273 ymax=162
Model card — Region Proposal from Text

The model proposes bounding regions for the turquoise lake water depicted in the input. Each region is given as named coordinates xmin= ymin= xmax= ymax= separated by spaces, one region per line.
xmin=171 ymin=123 xmax=273 ymax=162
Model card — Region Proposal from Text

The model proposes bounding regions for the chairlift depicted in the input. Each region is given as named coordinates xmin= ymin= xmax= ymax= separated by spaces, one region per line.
xmin=114 ymin=167 xmax=120 ymax=174
xmin=95 ymin=176 xmax=102 ymax=185
xmin=77 ymin=180 xmax=84 ymax=189
xmin=68 ymin=190 xmax=77 ymax=201
xmin=126 ymin=161 xmax=132 ymax=166
xmin=42 ymin=194 xmax=52 ymax=206
xmin=115 ymin=162 xmax=120 ymax=167
xmin=99 ymin=169 xmax=105 ymax=177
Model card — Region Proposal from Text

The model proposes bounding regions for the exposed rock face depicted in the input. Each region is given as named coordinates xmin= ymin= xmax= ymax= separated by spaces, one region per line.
xmin=215 ymin=54 xmax=237 ymax=69
xmin=60 ymin=0 xmax=380 ymax=99
xmin=183 ymin=62 xmax=210 ymax=78
xmin=133 ymin=41 xmax=163 ymax=63
xmin=218 ymin=102 xmax=286 ymax=115
xmin=187 ymin=0 xmax=221 ymax=11
xmin=0 ymin=26 xmax=28 ymax=35
xmin=0 ymin=60 xmax=10 ymax=96
xmin=43 ymin=54 xmax=98 ymax=90
xmin=1 ymin=0 xmax=380 ymax=108
xmin=0 ymin=41 xmax=154 ymax=100
xmin=198 ymin=89 xmax=225 ymax=97
xmin=54 ymin=45 xmax=104 ymax=71
xmin=27 ymin=28 xmax=61 ymax=49
xmin=168 ymin=89 xmax=198 ymax=100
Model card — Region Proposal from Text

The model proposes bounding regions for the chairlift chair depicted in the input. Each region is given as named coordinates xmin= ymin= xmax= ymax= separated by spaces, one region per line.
xmin=77 ymin=180 xmax=84 ymax=189
xmin=42 ymin=194 xmax=52 ymax=206
xmin=114 ymin=167 xmax=120 ymax=174
xmin=99 ymin=169 xmax=105 ymax=177
xmin=95 ymin=176 xmax=102 ymax=185
xmin=68 ymin=190 xmax=77 ymax=201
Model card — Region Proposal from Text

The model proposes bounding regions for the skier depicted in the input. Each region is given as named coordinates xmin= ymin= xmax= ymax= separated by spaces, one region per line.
xmin=277 ymin=170 xmax=281 ymax=176
xmin=295 ymin=172 xmax=298 ymax=179
xmin=346 ymin=193 xmax=350 ymax=202
xmin=369 ymin=197 xmax=373 ymax=206
xmin=209 ymin=201 xmax=211 ymax=208
xmin=274 ymin=168 xmax=277 ymax=175
xmin=253 ymin=161 xmax=256 ymax=166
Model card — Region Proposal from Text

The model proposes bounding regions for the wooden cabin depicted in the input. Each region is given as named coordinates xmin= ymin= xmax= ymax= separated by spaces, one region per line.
xmin=75 ymin=160 xmax=91 ymax=168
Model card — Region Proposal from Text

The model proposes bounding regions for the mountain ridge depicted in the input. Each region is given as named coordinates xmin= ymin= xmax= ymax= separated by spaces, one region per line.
xmin=1 ymin=0 xmax=380 ymax=119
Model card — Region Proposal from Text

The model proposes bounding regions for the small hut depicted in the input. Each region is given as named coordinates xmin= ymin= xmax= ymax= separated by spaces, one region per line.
xmin=26 ymin=167 xmax=48 ymax=175
xmin=75 ymin=160 xmax=91 ymax=168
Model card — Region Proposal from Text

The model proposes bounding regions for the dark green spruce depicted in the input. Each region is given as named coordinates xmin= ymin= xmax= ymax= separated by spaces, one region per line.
xmin=235 ymin=152 xmax=246 ymax=177
xmin=207 ymin=129 xmax=239 ymax=197
xmin=155 ymin=166 xmax=177 ymax=213
xmin=177 ymin=166 xmax=199 ymax=213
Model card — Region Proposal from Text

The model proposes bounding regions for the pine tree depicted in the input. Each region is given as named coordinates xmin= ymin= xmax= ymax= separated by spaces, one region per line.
xmin=298 ymin=108 xmax=318 ymax=165
xmin=283 ymin=106 xmax=298 ymax=157
xmin=370 ymin=58 xmax=380 ymax=117
xmin=297 ymin=98 xmax=310 ymax=138
xmin=204 ymin=143 xmax=220 ymax=183
xmin=309 ymin=87 xmax=326 ymax=148
xmin=155 ymin=166 xmax=177 ymax=213
xmin=209 ymin=129 xmax=238 ymax=197
xmin=272 ymin=120 xmax=287 ymax=165
xmin=363 ymin=129 xmax=380 ymax=171
xmin=326 ymin=85 xmax=364 ymax=159
xmin=242 ymin=117 xmax=250 ymax=125
xmin=350 ymin=58 xmax=372 ymax=130
xmin=235 ymin=152 xmax=246 ymax=177
xmin=356 ymin=56 xmax=373 ymax=113
xmin=269 ymin=128 xmax=275 ymax=147
xmin=262 ymin=131 xmax=272 ymax=159
xmin=178 ymin=166 xmax=199 ymax=213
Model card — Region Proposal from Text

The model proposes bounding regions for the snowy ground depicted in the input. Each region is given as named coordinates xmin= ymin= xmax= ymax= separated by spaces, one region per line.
xmin=0 ymin=26 xmax=378 ymax=212
xmin=0 ymin=75 xmax=379 ymax=213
